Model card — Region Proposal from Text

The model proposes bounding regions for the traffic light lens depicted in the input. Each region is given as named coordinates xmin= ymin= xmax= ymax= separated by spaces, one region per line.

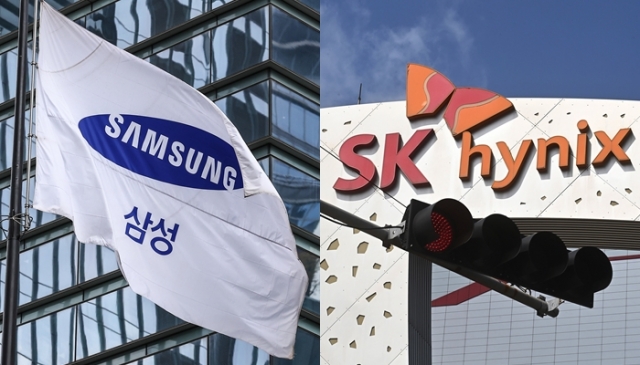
xmin=425 ymin=212 xmax=453 ymax=252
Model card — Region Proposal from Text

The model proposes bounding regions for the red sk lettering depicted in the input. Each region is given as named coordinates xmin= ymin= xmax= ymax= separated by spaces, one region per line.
xmin=333 ymin=134 xmax=378 ymax=193
xmin=380 ymin=129 xmax=433 ymax=190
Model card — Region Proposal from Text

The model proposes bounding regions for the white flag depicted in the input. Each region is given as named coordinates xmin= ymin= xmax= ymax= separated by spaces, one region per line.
xmin=34 ymin=2 xmax=308 ymax=358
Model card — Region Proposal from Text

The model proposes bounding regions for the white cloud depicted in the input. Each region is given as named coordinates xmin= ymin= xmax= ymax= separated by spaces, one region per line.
xmin=321 ymin=1 xmax=481 ymax=107
xmin=443 ymin=8 xmax=473 ymax=66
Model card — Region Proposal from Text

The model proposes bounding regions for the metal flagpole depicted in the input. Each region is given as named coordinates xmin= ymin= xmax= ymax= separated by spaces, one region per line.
xmin=24 ymin=0 xmax=41 ymax=233
xmin=1 ymin=0 xmax=30 ymax=360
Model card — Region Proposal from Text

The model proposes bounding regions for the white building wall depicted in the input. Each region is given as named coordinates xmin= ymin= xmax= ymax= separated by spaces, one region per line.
xmin=321 ymin=99 xmax=640 ymax=365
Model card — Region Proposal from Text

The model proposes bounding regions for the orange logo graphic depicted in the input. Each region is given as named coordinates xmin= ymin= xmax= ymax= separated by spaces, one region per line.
xmin=406 ymin=64 xmax=514 ymax=137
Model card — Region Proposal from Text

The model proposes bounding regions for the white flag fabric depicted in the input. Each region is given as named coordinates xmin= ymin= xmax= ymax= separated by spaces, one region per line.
xmin=34 ymin=2 xmax=307 ymax=358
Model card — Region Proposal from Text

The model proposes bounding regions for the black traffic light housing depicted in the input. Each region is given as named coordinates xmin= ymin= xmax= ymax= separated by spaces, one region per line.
xmin=399 ymin=199 xmax=613 ymax=308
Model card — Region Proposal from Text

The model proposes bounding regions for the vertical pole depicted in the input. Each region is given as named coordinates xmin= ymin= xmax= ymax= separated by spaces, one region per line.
xmin=1 ymin=0 xmax=29 ymax=363
xmin=408 ymin=254 xmax=432 ymax=365
xmin=320 ymin=201 xmax=433 ymax=363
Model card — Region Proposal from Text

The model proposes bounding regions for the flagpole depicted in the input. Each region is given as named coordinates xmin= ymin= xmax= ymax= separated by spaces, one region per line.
xmin=1 ymin=0 xmax=30 ymax=361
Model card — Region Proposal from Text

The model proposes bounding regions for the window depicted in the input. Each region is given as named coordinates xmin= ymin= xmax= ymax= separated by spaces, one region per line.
xmin=271 ymin=7 xmax=319 ymax=85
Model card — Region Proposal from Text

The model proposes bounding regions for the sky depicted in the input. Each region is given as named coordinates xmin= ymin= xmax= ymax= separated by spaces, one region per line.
xmin=320 ymin=0 xmax=640 ymax=108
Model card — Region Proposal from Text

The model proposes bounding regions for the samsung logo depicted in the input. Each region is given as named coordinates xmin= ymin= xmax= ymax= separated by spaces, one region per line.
xmin=79 ymin=114 xmax=243 ymax=191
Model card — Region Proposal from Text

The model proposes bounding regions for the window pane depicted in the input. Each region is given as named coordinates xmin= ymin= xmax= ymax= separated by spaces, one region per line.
xmin=0 ymin=109 xmax=36 ymax=172
xmin=271 ymin=7 xmax=319 ymax=85
xmin=297 ymin=247 xmax=319 ymax=315
xmin=78 ymin=243 xmax=119 ymax=283
xmin=149 ymin=31 xmax=211 ymax=88
xmin=76 ymin=287 xmax=183 ymax=359
xmin=215 ymin=81 xmax=269 ymax=143
xmin=17 ymin=306 xmax=76 ymax=365
xmin=211 ymin=7 xmax=268 ymax=82
xmin=272 ymin=328 xmax=319 ymax=364
xmin=0 ymin=215 xmax=69 ymax=314
xmin=297 ymin=0 xmax=319 ymax=12
xmin=0 ymin=0 xmax=75 ymax=37
xmin=84 ymin=0 xmax=220 ymax=48
xmin=270 ymin=158 xmax=319 ymax=235
xmin=209 ymin=333 xmax=269 ymax=365
xmin=0 ymin=117 xmax=10 ymax=171
xmin=271 ymin=81 xmax=319 ymax=159
xmin=257 ymin=157 xmax=270 ymax=175
xmin=15 ymin=234 xmax=77 ymax=308
xmin=128 ymin=337 xmax=207 ymax=365
xmin=85 ymin=2 xmax=122 ymax=47
xmin=0 ymin=43 xmax=33 ymax=104
xmin=45 ymin=0 xmax=78 ymax=10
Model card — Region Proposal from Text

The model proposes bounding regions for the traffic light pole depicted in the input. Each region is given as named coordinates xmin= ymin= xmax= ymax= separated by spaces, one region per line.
xmin=408 ymin=253 xmax=433 ymax=365
xmin=321 ymin=200 xmax=433 ymax=365
xmin=320 ymin=199 xmax=561 ymax=315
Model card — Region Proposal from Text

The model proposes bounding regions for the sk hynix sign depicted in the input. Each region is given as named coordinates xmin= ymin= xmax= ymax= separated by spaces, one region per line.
xmin=333 ymin=64 xmax=633 ymax=194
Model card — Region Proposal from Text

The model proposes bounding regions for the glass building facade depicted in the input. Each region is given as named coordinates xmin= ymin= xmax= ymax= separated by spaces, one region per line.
xmin=0 ymin=0 xmax=319 ymax=363
xmin=431 ymin=249 xmax=640 ymax=365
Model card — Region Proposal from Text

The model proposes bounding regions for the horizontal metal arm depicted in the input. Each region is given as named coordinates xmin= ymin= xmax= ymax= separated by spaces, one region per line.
xmin=424 ymin=255 xmax=558 ymax=317
xmin=320 ymin=200 xmax=403 ymax=243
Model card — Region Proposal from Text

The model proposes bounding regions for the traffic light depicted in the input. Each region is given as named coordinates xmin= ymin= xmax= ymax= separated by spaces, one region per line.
xmin=398 ymin=199 xmax=613 ymax=308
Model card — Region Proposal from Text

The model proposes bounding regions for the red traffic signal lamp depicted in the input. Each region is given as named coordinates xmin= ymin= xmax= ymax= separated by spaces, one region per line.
xmin=399 ymin=199 xmax=613 ymax=308
xmin=400 ymin=198 xmax=473 ymax=254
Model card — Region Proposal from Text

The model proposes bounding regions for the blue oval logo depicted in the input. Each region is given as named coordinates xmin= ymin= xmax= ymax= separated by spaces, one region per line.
xmin=78 ymin=114 xmax=243 ymax=190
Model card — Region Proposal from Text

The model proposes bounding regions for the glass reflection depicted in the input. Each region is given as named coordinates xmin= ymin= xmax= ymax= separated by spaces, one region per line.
xmin=76 ymin=287 xmax=183 ymax=359
xmin=78 ymin=242 xmax=119 ymax=282
xmin=0 ymin=109 xmax=36 ymax=172
xmin=272 ymin=328 xmax=319 ymax=365
xmin=17 ymin=307 xmax=75 ymax=365
xmin=271 ymin=7 xmax=319 ymax=85
xmin=269 ymin=158 xmax=319 ymax=235
xmin=297 ymin=0 xmax=319 ymax=12
xmin=128 ymin=337 xmax=207 ymax=365
xmin=82 ymin=3 xmax=267 ymax=82
xmin=1 ymin=236 xmax=77 ymax=312
xmin=1 ymin=0 xmax=75 ymax=37
xmin=0 ymin=42 xmax=33 ymax=104
xmin=215 ymin=81 xmax=269 ymax=143
xmin=212 ymin=7 xmax=268 ymax=81
xmin=209 ymin=333 xmax=269 ymax=365
xmin=83 ymin=0 xmax=225 ymax=49
xmin=257 ymin=157 xmax=270 ymax=175
xmin=0 ymin=235 xmax=118 ymax=312
xmin=144 ymin=5 xmax=269 ymax=88
xmin=297 ymin=247 xmax=319 ymax=315
xmin=1 ymin=0 xmax=32 ymax=36
xmin=85 ymin=3 xmax=119 ymax=46
xmin=20 ymin=235 xmax=77 ymax=304
xmin=271 ymin=82 xmax=319 ymax=159
xmin=149 ymin=31 xmax=211 ymax=88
